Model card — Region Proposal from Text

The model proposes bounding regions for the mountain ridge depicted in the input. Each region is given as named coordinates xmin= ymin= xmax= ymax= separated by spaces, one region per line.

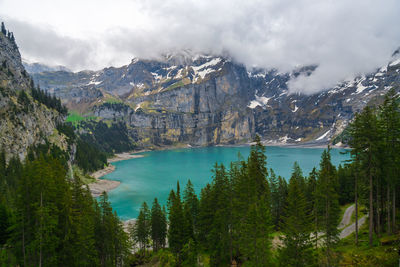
xmin=30 ymin=52 xmax=400 ymax=149
xmin=0 ymin=26 xmax=67 ymax=160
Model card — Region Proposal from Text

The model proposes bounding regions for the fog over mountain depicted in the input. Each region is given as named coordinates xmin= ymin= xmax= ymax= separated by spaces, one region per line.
xmin=1 ymin=0 xmax=400 ymax=94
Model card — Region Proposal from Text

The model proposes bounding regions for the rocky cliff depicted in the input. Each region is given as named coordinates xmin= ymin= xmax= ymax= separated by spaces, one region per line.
xmin=31 ymin=51 xmax=400 ymax=148
xmin=0 ymin=27 xmax=66 ymax=160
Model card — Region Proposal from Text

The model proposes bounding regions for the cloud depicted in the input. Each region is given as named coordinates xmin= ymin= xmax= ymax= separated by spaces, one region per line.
xmin=1 ymin=0 xmax=400 ymax=94
xmin=4 ymin=18 xmax=95 ymax=70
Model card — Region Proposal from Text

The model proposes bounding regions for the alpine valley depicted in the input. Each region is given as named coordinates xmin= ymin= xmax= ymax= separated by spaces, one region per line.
xmin=28 ymin=50 xmax=400 ymax=149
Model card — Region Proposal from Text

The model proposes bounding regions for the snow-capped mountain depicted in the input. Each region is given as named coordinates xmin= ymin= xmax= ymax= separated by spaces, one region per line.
xmin=29 ymin=52 xmax=400 ymax=147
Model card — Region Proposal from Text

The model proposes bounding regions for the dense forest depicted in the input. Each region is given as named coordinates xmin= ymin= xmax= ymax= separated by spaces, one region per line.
xmin=77 ymin=120 xmax=136 ymax=155
xmin=130 ymin=89 xmax=400 ymax=266
xmin=0 ymin=146 xmax=129 ymax=266
xmin=1 ymin=89 xmax=400 ymax=266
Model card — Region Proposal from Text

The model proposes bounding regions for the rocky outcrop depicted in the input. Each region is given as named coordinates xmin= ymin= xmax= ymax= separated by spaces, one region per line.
xmin=0 ymin=28 xmax=66 ymax=160
xmin=30 ymin=51 xmax=400 ymax=148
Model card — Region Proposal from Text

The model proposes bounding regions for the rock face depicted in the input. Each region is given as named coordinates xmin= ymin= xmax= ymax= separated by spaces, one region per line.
xmin=31 ymin=51 xmax=400 ymax=148
xmin=0 ymin=30 xmax=65 ymax=160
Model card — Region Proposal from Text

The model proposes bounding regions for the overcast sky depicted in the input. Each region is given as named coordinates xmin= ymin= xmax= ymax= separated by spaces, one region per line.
xmin=1 ymin=0 xmax=400 ymax=94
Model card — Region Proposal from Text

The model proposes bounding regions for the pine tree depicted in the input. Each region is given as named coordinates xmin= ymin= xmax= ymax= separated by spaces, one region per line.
xmin=315 ymin=149 xmax=340 ymax=265
xmin=279 ymin=164 xmax=316 ymax=267
xmin=183 ymin=180 xmax=199 ymax=238
xmin=1 ymin=22 xmax=6 ymax=35
xmin=151 ymin=198 xmax=167 ymax=251
xmin=208 ymin=163 xmax=231 ymax=266
xmin=0 ymin=202 xmax=10 ymax=246
xmin=349 ymin=106 xmax=379 ymax=246
xmin=133 ymin=202 xmax=151 ymax=253
xmin=168 ymin=182 xmax=186 ymax=263
xmin=378 ymin=88 xmax=400 ymax=234
xmin=232 ymin=135 xmax=273 ymax=266
xmin=197 ymin=183 xmax=214 ymax=248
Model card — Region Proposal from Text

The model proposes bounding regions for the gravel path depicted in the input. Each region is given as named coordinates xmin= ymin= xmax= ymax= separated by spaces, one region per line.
xmin=340 ymin=216 xmax=366 ymax=239
xmin=339 ymin=204 xmax=355 ymax=229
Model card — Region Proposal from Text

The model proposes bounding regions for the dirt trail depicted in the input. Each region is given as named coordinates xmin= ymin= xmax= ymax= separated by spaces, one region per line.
xmin=339 ymin=204 xmax=355 ymax=229
xmin=340 ymin=216 xmax=366 ymax=239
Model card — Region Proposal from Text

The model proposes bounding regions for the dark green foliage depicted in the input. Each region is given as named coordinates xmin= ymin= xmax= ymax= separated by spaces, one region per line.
xmin=55 ymin=122 xmax=107 ymax=173
xmin=183 ymin=180 xmax=199 ymax=239
xmin=1 ymin=22 xmax=6 ymax=35
xmin=337 ymin=164 xmax=355 ymax=205
xmin=0 ymin=148 xmax=129 ymax=266
xmin=75 ymin=139 xmax=107 ymax=172
xmin=132 ymin=202 xmax=151 ymax=252
xmin=0 ymin=22 xmax=16 ymax=44
xmin=0 ymin=203 xmax=10 ymax=246
xmin=100 ymin=102 xmax=130 ymax=112
xmin=78 ymin=120 xmax=135 ymax=154
xmin=31 ymin=86 xmax=67 ymax=115
xmin=232 ymin=136 xmax=273 ymax=266
xmin=17 ymin=90 xmax=32 ymax=113
xmin=95 ymin=193 xmax=129 ymax=266
xmin=56 ymin=122 xmax=76 ymax=145
xmin=150 ymin=198 xmax=167 ymax=251
xmin=167 ymin=183 xmax=186 ymax=261
xmin=315 ymin=149 xmax=341 ymax=264
xmin=270 ymin=169 xmax=286 ymax=230
xmin=278 ymin=163 xmax=316 ymax=267
xmin=207 ymin=164 xmax=231 ymax=266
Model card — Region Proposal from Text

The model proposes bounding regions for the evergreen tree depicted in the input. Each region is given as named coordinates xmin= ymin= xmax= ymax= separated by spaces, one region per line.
xmin=349 ymin=106 xmax=379 ymax=246
xmin=378 ymin=88 xmax=400 ymax=234
xmin=151 ymin=198 xmax=167 ymax=251
xmin=232 ymin=135 xmax=273 ymax=266
xmin=279 ymin=164 xmax=316 ymax=267
xmin=208 ymin=163 xmax=231 ymax=266
xmin=315 ymin=149 xmax=340 ymax=265
xmin=95 ymin=193 xmax=129 ymax=266
xmin=63 ymin=175 xmax=98 ymax=266
xmin=168 ymin=183 xmax=186 ymax=263
xmin=133 ymin=202 xmax=151 ymax=253
xmin=183 ymin=180 xmax=199 ymax=239
xmin=0 ymin=202 xmax=10 ymax=246
xmin=1 ymin=22 xmax=6 ymax=35
xmin=197 ymin=184 xmax=214 ymax=248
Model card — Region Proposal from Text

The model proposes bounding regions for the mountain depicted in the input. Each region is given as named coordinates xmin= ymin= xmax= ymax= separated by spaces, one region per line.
xmin=22 ymin=61 xmax=71 ymax=74
xmin=0 ymin=27 xmax=67 ymax=160
xmin=30 ymin=51 xmax=400 ymax=148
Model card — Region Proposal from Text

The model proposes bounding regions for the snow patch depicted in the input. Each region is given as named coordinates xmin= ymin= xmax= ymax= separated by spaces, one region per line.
xmin=151 ymin=72 xmax=163 ymax=81
xmin=175 ymin=69 xmax=184 ymax=79
xmin=247 ymin=95 xmax=272 ymax=109
xmin=279 ymin=135 xmax=290 ymax=144
xmin=248 ymin=100 xmax=261 ymax=109
xmin=316 ymin=130 xmax=331 ymax=141
xmin=356 ymin=80 xmax=367 ymax=94
xmin=389 ymin=58 xmax=400 ymax=66
xmin=88 ymin=80 xmax=101 ymax=85
xmin=196 ymin=68 xmax=215 ymax=80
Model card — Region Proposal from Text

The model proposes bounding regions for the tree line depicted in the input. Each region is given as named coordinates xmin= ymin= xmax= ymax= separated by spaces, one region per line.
xmin=0 ymin=146 xmax=130 ymax=266
xmin=347 ymin=88 xmax=400 ymax=246
xmin=31 ymin=85 xmax=68 ymax=116
xmin=1 ymin=22 xmax=16 ymax=45
xmin=131 ymin=89 xmax=400 ymax=266
xmin=0 ymin=89 xmax=399 ymax=266
xmin=131 ymin=137 xmax=342 ymax=266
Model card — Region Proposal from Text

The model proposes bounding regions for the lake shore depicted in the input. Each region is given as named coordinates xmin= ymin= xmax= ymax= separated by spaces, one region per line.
xmin=88 ymin=152 xmax=145 ymax=196
xmin=88 ymin=142 xmax=347 ymax=198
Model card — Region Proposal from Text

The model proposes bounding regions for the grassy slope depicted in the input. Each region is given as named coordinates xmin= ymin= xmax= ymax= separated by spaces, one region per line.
xmin=335 ymin=222 xmax=399 ymax=266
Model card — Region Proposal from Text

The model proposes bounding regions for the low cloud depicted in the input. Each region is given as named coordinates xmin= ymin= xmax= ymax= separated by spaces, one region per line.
xmin=2 ymin=0 xmax=400 ymax=94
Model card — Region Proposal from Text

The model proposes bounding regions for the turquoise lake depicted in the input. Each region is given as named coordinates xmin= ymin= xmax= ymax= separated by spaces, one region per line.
xmin=103 ymin=146 xmax=349 ymax=219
